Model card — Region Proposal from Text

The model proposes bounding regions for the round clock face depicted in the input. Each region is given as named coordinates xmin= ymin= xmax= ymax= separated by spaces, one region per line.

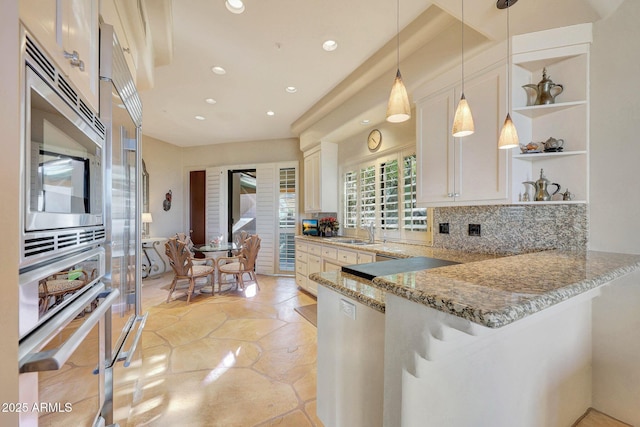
xmin=368 ymin=129 xmax=382 ymax=151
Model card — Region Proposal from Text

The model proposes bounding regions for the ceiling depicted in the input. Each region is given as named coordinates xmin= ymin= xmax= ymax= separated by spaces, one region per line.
xmin=138 ymin=0 xmax=623 ymax=148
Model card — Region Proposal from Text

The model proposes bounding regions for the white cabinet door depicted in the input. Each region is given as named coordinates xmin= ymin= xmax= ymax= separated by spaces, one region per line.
xmin=60 ymin=0 xmax=99 ymax=110
xmin=456 ymin=67 xmax=509 ymax=202
xmin=304 ymin=152 xmax=320 ymax=212
xmin=20 ymin=0 xmax=99 ymax=110
xmin=303 ymin=142 xmax=338 ymax=213
xmin=417 ymin=64 xmax=509 ymax=206
xmin=416 ymin=89 xmax=455 ymax=204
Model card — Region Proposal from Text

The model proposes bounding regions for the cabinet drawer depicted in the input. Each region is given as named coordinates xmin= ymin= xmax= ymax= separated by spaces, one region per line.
xmin=358 ymin=252 xmax=375 ymax=264
xmin=296 ymin=242 xmax=308 ymax=253
xmin=307 ymin=279 xmax=318 ymax=296
xmin=296 ymin=261 xmax=307 ymax=276
xmin=308 ymin=255 xmax=322 ymax=275
xmin=321 ymin=246 xmax=338 ymax=260
xmin=295 ymin=274 xmax=307 ymax=289
xmin=324 ymin=261 xmax=341 ymax=272
xmin=308 ymin=244 xmax=322 ymax=257
xmin=338 ymin=249 xmax=358 ymax=265
xmin=296 ymin=251 xmax=308 ymax=263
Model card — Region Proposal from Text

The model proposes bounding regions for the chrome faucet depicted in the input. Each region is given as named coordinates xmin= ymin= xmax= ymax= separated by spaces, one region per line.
xmin=362 ymin=221 xmax=375 ymax=243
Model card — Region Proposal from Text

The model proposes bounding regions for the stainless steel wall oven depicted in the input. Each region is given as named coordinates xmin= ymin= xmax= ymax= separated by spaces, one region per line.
xmin=20 ymin=32 xmax=106 ymax=269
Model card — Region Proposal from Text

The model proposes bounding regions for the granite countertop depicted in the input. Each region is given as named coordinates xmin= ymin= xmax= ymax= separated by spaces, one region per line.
xmin=295 ymin=235 xmax=500 ymax=263
xmin=312 ymin=271 xmax=386 ymax=313
xmin=308 ymin=244 xmax=640 ymax=328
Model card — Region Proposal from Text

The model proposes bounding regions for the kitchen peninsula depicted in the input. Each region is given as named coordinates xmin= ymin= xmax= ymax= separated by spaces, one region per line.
xmin=308 ymin=240 xmax=640 ymax=427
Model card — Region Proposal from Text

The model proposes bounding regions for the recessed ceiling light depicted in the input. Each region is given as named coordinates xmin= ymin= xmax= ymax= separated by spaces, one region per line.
xmin=195 ymin=115 xmax=206 ymax=120
xmin=211 ymin=66 xmax=226 ymax=75
xmin=360 ymin=119 xmax=371 ymax=125
xmin=205 ymin=98 xmax=217 ymax=105
xmin=266 ymin=111 xmax=275 ymax=116
xmin=322 ymin=40 xmax=338 ymax=52
xmin=285 ymin=86 xmax=297 ymax=93
xmin=225 ymin=0 xmax=245 ymax=14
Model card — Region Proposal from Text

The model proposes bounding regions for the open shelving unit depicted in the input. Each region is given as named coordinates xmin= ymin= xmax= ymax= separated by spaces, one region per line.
xmin=509 ymin=24 xmax=592 ymax=204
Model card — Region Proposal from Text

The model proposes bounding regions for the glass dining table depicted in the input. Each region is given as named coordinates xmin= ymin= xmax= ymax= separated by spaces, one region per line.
xmin=194 ymin=242 xmax=237 ymax=293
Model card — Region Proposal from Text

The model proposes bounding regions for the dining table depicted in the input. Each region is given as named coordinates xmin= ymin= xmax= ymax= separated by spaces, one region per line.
xmin=194 ymin=242 xmax=237 ymax=293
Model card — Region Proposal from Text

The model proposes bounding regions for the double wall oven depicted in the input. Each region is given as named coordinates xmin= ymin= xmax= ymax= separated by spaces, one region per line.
xmin=18 ymin=24 xmax=145 ymax=427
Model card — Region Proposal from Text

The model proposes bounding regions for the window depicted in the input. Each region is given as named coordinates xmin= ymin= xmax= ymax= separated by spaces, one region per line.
xmin=402 ymin=154 xmax=427 ymax=231
xmin=344 ymin=171 xmax=358 ymax=229
xmin=342 ymin=150 xmax=425 ymax=242
xmin=380 ymin=159 xmax=399 ymax=230
xmin=359 ymin=165 xmax=376 ymax=227
xmin=278 ymin=167 xmax=296 ymax=272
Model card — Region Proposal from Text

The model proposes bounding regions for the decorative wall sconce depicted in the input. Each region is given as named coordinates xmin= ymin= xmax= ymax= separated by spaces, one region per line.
xmin=163 ymin=190 xmax=172 ymax=211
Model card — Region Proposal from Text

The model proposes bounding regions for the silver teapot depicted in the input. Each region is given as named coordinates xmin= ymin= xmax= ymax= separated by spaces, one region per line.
xmin=523 ymin=169 xmax=561 ymax=201
xmin=522 ymin=68 xmax=564 ymax=105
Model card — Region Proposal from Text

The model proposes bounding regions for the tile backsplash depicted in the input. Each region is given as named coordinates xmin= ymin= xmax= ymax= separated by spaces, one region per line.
xmin=432 ymin=204 xmax=587 ymax=255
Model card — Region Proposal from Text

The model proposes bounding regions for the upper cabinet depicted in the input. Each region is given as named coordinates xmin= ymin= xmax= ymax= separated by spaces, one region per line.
xmin=416 ymin=60 xmax=509 ymax=206
xmin=20 ymin=0 xmax=99 ymax=110
xmin=304 ymin=142 xmax=338 ymax=213
xmin=509 ymin=24 xmax=592 ymax=204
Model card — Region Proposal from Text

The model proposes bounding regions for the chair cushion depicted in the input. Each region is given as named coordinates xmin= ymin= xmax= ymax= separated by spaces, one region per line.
xmin=39 ymin=279 xmax=84 ymax=295
xmin=191 ymin=265 xmax=214 ymax=275
xmin=219 ymin=262 xmax=242 ymax=274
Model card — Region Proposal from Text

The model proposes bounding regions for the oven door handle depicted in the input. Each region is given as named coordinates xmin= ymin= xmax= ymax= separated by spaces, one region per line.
xmin=19 ymin=287 xmax=120 ymax=373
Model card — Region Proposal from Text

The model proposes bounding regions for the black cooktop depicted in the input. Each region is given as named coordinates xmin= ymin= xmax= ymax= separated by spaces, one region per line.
xmin=341 ymin=256 xmax=459 ymax=280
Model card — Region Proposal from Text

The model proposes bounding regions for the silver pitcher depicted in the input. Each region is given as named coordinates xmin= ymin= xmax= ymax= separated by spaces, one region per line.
xmin=522 ymin=68 xmax=564 ymax=105
xmin=523 ymin=169 xmax=561 ymax=201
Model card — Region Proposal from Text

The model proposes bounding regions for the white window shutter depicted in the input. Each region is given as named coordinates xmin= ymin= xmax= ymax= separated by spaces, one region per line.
xmin=256 ymin=165 xmax=276 ymax=274
xmin=205 ymin=167 xmax=225 ymax=241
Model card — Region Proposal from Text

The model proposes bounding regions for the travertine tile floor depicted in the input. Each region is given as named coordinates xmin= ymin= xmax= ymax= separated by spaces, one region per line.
xmin=122 ymin=272 xmax=323 ymax=427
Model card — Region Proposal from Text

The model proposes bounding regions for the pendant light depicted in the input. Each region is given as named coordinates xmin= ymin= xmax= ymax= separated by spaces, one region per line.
xmin=497 ymin=0 xmax=519 ymax=149
xmin=386 ymin=0 xmax=411 ymax=123
xmin=452 ymin=0 xmax=475 ymax=137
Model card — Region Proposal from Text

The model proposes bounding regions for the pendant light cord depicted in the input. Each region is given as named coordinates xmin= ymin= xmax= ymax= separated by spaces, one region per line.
xmin=461 ymin=0 xmax=465 ymax=93
xmin=506 ymin=0 xmax=511 ymax=113
xmin=396 ymin=0 xmax=400 ymax=69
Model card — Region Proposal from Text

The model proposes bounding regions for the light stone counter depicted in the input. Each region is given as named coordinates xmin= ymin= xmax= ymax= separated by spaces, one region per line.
xmin=295 ymin=235 xmax=500 ymax=263
xmin=309 ymin=245 xmax=640 ymax=328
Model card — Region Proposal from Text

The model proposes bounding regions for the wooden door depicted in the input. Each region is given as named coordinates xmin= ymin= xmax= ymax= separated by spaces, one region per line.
xmin=189 ymin=170 xmax=206 ymax=245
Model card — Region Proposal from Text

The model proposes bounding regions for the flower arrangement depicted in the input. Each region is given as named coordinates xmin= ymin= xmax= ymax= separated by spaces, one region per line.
xmin=319 ymin=216 xmax=339 ymax=236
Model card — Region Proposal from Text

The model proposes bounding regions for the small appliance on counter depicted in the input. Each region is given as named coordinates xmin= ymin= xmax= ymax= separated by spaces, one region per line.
xmin=302 ymin=219 xmax=319 ymax=236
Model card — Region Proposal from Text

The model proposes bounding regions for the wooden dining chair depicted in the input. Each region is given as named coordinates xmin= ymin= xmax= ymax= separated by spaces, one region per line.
xmin=216 ymin=234 xmax=261 ymax=294
xmin=165 ymin=238 xmax=215 ymax=303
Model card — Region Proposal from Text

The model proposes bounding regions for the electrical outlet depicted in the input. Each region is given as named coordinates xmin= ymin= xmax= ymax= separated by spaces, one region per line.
xmin=439 ymin=223 xmax=450 ymax=234
xmin=468 ymin=224 xmax=481 ymax=236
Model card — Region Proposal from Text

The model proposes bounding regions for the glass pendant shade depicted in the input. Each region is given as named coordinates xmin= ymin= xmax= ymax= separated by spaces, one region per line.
xmin=452 ymin=93 xmax=475 ymax=137
xmin=386 ymin=69 xmax=411 ymax=123
xmin=498 ymin=113 xmax=519 ymax=149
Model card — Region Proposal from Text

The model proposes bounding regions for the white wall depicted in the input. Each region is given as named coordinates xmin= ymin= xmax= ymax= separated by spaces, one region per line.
xmin=141 ymin=134 xmax=184 ymax=239
xmin=142 ymin=135 xmax=302 ymax=239
xmin=589 ymin=0 xmax=640 ymax=253
xmin=338 ymin=116 xmax=416 ymax=165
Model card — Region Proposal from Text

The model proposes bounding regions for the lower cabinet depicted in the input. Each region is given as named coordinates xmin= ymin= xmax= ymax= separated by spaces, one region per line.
xmin=317 ymin=285 xmax=385 ymax=427
xmin=295 ymin=240 xmax=376 ymax=296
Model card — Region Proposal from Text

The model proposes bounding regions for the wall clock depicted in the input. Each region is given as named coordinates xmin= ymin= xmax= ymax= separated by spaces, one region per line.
xmin=367 ymin=129 xmax=382 ymax=151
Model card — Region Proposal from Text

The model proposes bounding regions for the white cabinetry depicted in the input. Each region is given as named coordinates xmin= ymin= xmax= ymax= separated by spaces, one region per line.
xmin=303 ymin=142 xmax=338 ymax=213
xmin=416 ymin=63 xmax=509 ymax=206
xmin=295 ymin=239 xmax=377 ymax=297
xmin=510 ymin=24 xmax=591 ymax=204
xmin=20 ymin=0 xmax=99 ymax=110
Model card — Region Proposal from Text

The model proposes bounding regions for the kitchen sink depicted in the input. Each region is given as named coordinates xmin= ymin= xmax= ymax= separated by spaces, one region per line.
xmin=333 ymin=238 xmax=375 ymax=245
